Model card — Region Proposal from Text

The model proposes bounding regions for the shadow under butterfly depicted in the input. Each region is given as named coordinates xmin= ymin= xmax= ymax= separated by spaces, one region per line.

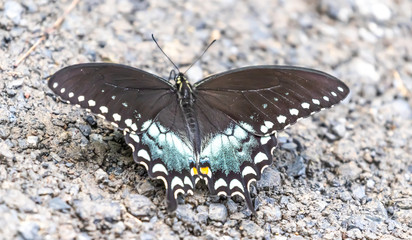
xmin=48 ymin=36 xmax=350 ymax=214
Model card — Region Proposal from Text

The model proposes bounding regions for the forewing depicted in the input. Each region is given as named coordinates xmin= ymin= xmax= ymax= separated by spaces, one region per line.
xmin=194 ymin=66 xmax=350 ymax=136
xmin=49 ymin=63 xmax=197 ymax=210
xmin=48 ymin=63 xmax=175 ymax=133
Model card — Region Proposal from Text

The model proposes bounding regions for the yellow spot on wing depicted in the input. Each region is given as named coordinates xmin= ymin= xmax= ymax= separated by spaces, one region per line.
xmin=200 ymin=167 xmax=209 ymax=175
xmin=192 ymin=167 xmax=198 ymax=175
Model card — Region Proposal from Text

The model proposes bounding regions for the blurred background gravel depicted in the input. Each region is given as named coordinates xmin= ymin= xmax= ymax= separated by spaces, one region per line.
xmin=1 ymin=0 xmax=412 ymax=239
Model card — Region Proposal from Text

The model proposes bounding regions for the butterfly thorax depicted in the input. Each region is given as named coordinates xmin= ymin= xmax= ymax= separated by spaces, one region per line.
xmin=175 ymin=73 xmax=201 ymax=158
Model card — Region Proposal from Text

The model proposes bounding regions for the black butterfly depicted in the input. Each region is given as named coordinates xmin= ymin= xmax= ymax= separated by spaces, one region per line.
xmin=48 ymin=50 xmax=349 ymax=213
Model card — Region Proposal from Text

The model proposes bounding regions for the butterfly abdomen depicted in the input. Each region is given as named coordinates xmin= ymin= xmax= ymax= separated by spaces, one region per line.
xmin=178 ymin=79 xmax=201 ymax=156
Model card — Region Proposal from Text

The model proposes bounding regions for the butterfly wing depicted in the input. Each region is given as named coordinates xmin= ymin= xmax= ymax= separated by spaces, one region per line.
xmin=48 ymin=63 xmax=174 ymax=133
xmin=49 ymin=63 xmax=196 ymax=210
xmin=124 ymin=99 xmax=197 ymax=211
xmin=193 ymin=65 xmax=349 ymax=211
xmin=194 ymin=96 xmax=277 ymax=212
xmin=194 ymin=65 xmax=350 ymax=136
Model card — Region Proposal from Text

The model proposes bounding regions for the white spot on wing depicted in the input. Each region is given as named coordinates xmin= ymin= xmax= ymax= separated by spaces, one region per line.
xmin=68 ymin=92 xmax=74 ymax=98
xmin=260 ymin=125 xmax=268 ymax=133
xmin=264 ymin=121 xmax=274 ymax=129
xmin=301 ymin=102 xmax=310 ymax=109
xmin=99 ymin=106 xmax=108 ymax=113
xmin=338 ymin=86 xmax=344 ymax=92
xmin=254 ymin=152 xmax=268 ymax=164
xmin=88 ymin=100 xmax=96 ymax=107
xmin=141 ymin=120 xmax=152 ymax=131
xmin=323 ymin=96 xmax=329 ymax=101
xmin=60 ymin=88 xmax=65 ymax=93
xmin=312 ymin=99 xmax=320 ymax=105
xmin=113 ymin=113 xmax=121 ymax=121
xmin=111 ymin=122 xmax=119 ymax=128
xmin=260 ymin=136 xmax=271 ymax=145
xmin=242 ymin=166 xmax=257 ymax=177
xmin=229 ymin=179 xmax=244 ymax=191
xmin=331 ymin=91 xmax=337 ymax=97
xmin=131 ymin=124 xmax=138 ymax=131
xmin=277 ymin=115 xmax=287 ymax=124
xmin=174 ymin=189 xmax=185 ymax=199
xmin=129 ymin=133 xmax=139 ymax=143
xmin=138 ymin=149 xmax=150 ymax=160
xmin=214 ymin=178 xmax=227 ymax=190
xmin=231 ymin=192 xmax=245 ymax=199
xmin=125 ymin=119 xmax=132 ymax=127
xmin=152 ymin=163 xmax=168 ymax=174
xmin=78 ymin=96 xmax=85 ymax=102
xmin=171 ymin=176 xmax=184 ymax=189
xmin=52 ymin=83 xmax=58 ymax=88
xmin=184 ymin=176 xmax=193 ymax=188
xmin=128 ymin=143 xmax=135 ymax=152
xmin=289 ymin=108 xmax=299 ymax=115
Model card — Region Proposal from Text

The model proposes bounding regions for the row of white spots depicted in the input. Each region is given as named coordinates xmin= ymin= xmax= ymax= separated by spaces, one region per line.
xmin=229 ymin=179 xmax=244 ymax=192
xmin=260 ymin=136 xmax=271 ymax=145
xmin=129 ymin=133 xmax=140 ymax=143
xmin=113 ymin=113 xmax=121 ymax=121
xmin=138 ymin=149 xmax=150 ymax=161
xmin=99 ymin=106 xmax=108 ymax=113
xmin=301 ymin=102 xmax=310 ymax=109
xmin=254 ymin=152 xmax=268 ymax=164
xmin=242 ymin=166 xmax=257 ymax=177
xmin=171 ymin=177 xmax=184 ymax=191
xmin=277 ymin=115 xmax=287 ymax=124
xmin=289 ymin=108 xmax=299 ymax=116
xmin=88 ymin=100 xmax=96 ymax=107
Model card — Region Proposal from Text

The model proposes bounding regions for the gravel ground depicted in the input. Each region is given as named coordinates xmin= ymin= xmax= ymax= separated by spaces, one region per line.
xmin=1 ymin=0 xmax=412 ymax=239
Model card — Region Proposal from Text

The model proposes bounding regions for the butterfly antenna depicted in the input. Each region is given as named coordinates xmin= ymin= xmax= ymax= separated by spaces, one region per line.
xmin=152 ymin=34 xmax=180 ymax=72
xmin=184 ymin=39 xmax=216 ymax=74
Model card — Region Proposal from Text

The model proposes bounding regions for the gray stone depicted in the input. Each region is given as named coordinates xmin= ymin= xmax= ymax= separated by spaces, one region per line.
xmin=176 ymin=204 xmax=195 ymax=223
xmin=240 ymin=220 xmax=265 ymax=238
xmin=280 ymin=142 xmax=297 ymax=151
xmin=339 ymin=191 xmax=353 ymax=202
xmin=4 ymin=1 xmax=24 ymax=24
xmin=208 ymin=203 xmax=228 ymax=222
xmin=124 ymin=194 xmax=154 ymax=217
xmin=3 ymin=189 xmax=36 ymax=213
xmin=319 ymin=0 xmax=353 ymax=22
xmin=351 ymin=185 xmax=366 ymax=200
xmin=48 ymin=197 xmax=71 ymax=212
xmin=337 ymin=162 xmax=362 ymax=180
xmin=287 ymin=156 xmax=306 ymax=177
xmin=0 ymin=141 xmax=15 ymax=159
xmin=74 ymin=200 xmax=122 ymax=222
xmin=94 ymin=168 xmax=108 ymax=183
xmin=27 ymin=136 xmax=39 ymax=147
xmin=257 ymin=167 xmax=281 ymax=189
xmin=17 ymin=222 xmax=40 ymax=240
xmin=331 ymin=123 xmax=346 ymax=139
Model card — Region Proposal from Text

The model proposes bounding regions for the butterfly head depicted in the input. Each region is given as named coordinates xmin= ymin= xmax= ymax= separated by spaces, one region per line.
xmin=175 ymin=72 xmax=192 ymax=92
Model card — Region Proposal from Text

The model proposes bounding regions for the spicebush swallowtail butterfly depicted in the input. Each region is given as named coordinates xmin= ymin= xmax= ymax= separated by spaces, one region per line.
xmin=48 ymin=41 xmax=349 ymax=213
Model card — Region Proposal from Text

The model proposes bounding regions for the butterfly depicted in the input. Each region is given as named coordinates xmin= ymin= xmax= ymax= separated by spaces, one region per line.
xmin=48 ymin=42 xmax=349 ymax=213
